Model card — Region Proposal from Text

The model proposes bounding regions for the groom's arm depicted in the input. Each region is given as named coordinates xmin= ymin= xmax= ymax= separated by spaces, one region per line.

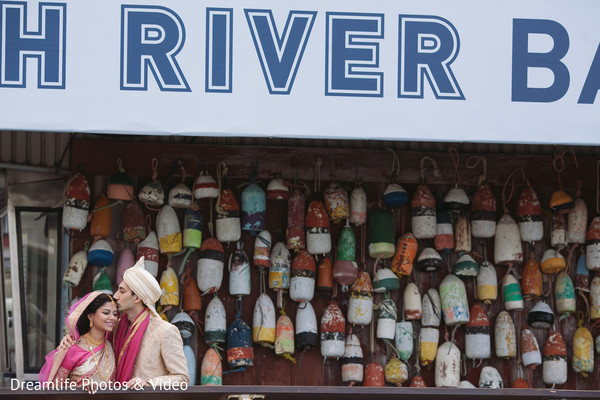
xmin=147 ymin=323 xmax=190 ymax=386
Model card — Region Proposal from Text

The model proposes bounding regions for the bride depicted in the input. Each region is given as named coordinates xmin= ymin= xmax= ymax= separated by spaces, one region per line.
xmin=39 ymin=291 xmax=117 ymax=385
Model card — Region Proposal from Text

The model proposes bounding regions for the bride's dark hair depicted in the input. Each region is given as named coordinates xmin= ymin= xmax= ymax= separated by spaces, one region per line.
xmin=76 ymin=293 xmax=115 ymax=335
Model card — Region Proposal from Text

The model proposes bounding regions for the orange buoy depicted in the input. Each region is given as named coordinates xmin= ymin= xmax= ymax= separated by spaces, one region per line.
xmin=522 ymin=258 xmax=542 ymax=298
xmin=410 ymin=375 xmax=427 ymax=387
xmin=200 ymin=347 xmax=222 ymax=386
xmin=363 ymin=362 xmax=385 ymax=387
xmin=549 ymin=190 xmax=574 ymax=214
xmin=391 ymin=233 xmax=418 ymax=277
xmin=512 ymin=378 xmax=530 ymax=388
xmin=89 ymin=195 xmax=112 ymax=239
xmin=317 ymin=256 xmax=334 ymax=294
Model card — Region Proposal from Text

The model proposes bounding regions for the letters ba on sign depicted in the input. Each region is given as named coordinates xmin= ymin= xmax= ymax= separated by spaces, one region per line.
xmin=1 ymin=2 xmax=600 ymax=104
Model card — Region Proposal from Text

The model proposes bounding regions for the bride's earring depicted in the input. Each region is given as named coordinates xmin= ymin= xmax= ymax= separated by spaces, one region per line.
xmin=89 ymin=318 xmax=93 ymax=328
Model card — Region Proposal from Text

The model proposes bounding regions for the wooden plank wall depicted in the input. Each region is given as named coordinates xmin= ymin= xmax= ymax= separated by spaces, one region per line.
xmin=69 ymin=139 xmax=600 ymax=389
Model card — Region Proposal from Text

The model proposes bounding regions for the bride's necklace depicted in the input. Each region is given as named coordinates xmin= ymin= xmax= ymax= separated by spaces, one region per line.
xmin=84 ymin=333 xmax=105 ymax=347
xmin=84 ymin=333 xmax=110 ymax=381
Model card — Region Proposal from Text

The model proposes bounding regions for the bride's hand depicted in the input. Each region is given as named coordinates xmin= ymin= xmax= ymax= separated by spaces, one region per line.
xmin=58 ymin=334 xmax=75 ymax=351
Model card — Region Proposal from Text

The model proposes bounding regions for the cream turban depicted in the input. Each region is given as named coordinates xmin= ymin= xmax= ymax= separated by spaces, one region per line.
xmin=123 ymin=256 xmax=162 ymax=317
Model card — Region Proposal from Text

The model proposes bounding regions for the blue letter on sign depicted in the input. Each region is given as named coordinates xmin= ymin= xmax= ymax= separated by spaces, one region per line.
xmin=0 ymin=1 xmax=66 ymax=88
xmin=245 ymin=9 xmax=316 ymax=95
xmin=206 ymin=8 xmax=233 ymax=93
xmin=121 ymin=5 xmax=189 ymax=91
xmin=398 ymin=15 xmax=463 ymax=99
xmin=512 ymin=19 xmax=569 ymax=102
xmin=326 ymin=12 xmax=384 ymax=97
xmin=578 ymin=43 xmax=600 ymax=104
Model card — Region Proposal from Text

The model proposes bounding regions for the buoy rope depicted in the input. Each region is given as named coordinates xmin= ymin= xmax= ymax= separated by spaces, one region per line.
xmin=314 ymin=157 xmax=322 ymax=193
xmin=420 ymin=156 xmax=440 ymax=183
xmin=385 ymin=148 xmax=401 ymax=182
xmin=466 ymin=155 xmax=487 ymax=186
xmin=552 ymin=149 xmax=577 ymax=192
xmin=151 ymin=158 xmax=159 ymax=181
xmin=215 ymin=161 xmax=227 ymax=215
xmin=448 ymin=146 xmax=461 ymax=186
xmin=501 ymin=167 xmax=527 ymax=214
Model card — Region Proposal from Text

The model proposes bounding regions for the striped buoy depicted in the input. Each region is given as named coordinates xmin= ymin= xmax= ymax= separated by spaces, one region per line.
xmin=435 ymin=341 xmax=460 ymax=387
xmin=266 ymin=176 xmax=289 ymax=200
xmin=573 ymin=319 xmax=594 ymax=377
xmin=253 ymin=230 xmax=271 ymax=269
xmin=193 ymin=172 xmax=219 ymax=200
xmin=88 ymin=239 xmax=114 ymax=267
xmin=465 ymin=302 xmax=491 ymax=360
xmin=122 ymin=201 xmax=146 ymax=243
xmin=586 ymin=216 xmax=600 ymax=271
xmin=592 ymin=276 xmax=600 ymax=320
xmin=542 ymin=331 xmax=567 ymax=385
xmin=306 ymin=201 xmax=332 ymax=255
xmin=550 ymin=212 xmax=567 ymax=249
xmin=168 ymin=183 xmax=192 ymax=209
xmin=216 ymin=187 xmax=241 ymax=243
xmin=502 ymin=273 xmax=524 ymax=311
xmin=116 ymin=248 xmax=134 ymax=286
xmin=373 ymin=265 xmax=399 ymax=293
xmin=403 ymin=282 xmax=422 ymax=320
xmin=200 ymin=347 xmax=222 ymax=386
xmin=368 ymin=207 xmax=395 ymax=259
xmin=252 ymin=293 xmax=276 ymax=347
xmin=172 ymin=312 xmax=195 ymax=340
xmin=363 ymin=362 xmax=385 ymax=387
xmin=383 ymin=182 xmax=408 ymax=208
xmin=454 ymin=216 xmax=471 ymax=253
xmin=549 ymin=190 xmax=574 ymax=214
xmin=183 ymin=206 xmax=203 ymax=250
xmin=274 ymin=313 xmax=295 ymax=359
xmin=422 ymin=288 xmax=441 ymax=327
xmin=197 ymin=238 xmax=224 ymax=295
xmin=137 ymin=231 xmax=159 ymax=277
xmin=159 ymin=266 xmax=179 ymax=308
xmin=90 ymin=195 xmax=112 ymax=239
xmin=471 ymin=183 xmax=496 ymax=239
xmin=478 ymin=366 xmax=503 ymax=388
xmin=205 ymin=296 xmax=226 ymax=345
xmin=494 ymin=214 xmax=523 ymax=265
xmin=341 ymin=334 xmax=364 ymax=385
xmin=442 ymin=186 xmax=469 ymax=213
xmin=453 ymin=253 xmax=479 ymax=278
xmin=317 ymin=256 xmax=334 ymax=294
xmin=290 ymin=250 xmax=316 ymax=303
xmin=63 ymin=245 xmax=89 ymax=287
xmin=440 ymin=274 xmax=469 ymax=325
xmin=377 ymin=298 xmax=397 ymax=341
xmin=394 ymin=321 xmax=413 ymax=361
xmin=517 ymin=187 xmax=544 ymax=242
xmin=411 ymin=184 xmax=436 ymax=239
xmin=521 ymin=326 xmax=542 ymax=369
xmin=63 ymin=173 xmax=91 ymax=231
xmin=435 ymin=211 xmax=454 ymax=252
xmin=385 ymin=357 xmax=408 ymax=386
xmin=416 ymin=247 xmax=442 ymax=273
xmin=527 ymin=300 xmax=554 ymax=329
xmin=350 ymin=185 xmax=367 ymax=226
xmin=391 ymin=233 xmax=418 ymax=277
xmin=157 ymin=205 xmax=182 ymax=254
xmin=333 ymin=222 xmax=358 ymax=289
xmin=286 ymin=187 xmax=306 ymax=251
xmin=107 ymin=159 xmax=135 ymax=201
xmin=568 ymin=197 xmax=588 ymax=244
xmin=241 ymin=180 xmax=266 ymax=233
xmin=476 ymin=261 xmax=497 ymax=303
xmin=323 ymin=181 xmax=350 ymax=223
xmin=555 ymin=271 xmax=576 ymax=317
xmin=269 ymin=242 xmax=291 ymax=292
xmin=522 ymin=258 xmax=542 ymax=298
xmin=229 ymin=242 xmax=251 ymax=297
xmin=320 ymin=301 xmax=346 ymax=358
xmin=295 ymin=301 xmax=318 ymax=349
xmin=495 ymin=311 xmax=516 ymax=358
xmin=227 ymin=310 xmax=254 ymax=368
xmin=348 ymin=271 xmax=373 ymax=325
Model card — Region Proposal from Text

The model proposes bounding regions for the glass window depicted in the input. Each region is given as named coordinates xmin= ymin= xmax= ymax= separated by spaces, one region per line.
xmin=1 ymin=216 xmax=15 ymax=375
xmin=16 ymin=209 xmax=61 ymax=373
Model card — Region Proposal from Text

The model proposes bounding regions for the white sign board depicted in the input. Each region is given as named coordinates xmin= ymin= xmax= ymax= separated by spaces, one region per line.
xmin=1 ymin=0 xmax=600 ymax=144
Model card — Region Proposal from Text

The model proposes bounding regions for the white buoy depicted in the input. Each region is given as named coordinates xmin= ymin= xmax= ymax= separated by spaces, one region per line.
xmin=252 ymin=293 xmax=276 ymax=347
xmin=295 ymin=301 xmax=318 ymax=350
xmin=197 ymin=238 xmax=224 ymax=295
xmin=416 ymin=247 xmax=442 ymax=272
xmin=204 ymin=296 xmax=226 ymax=345
xmin=421 ymin=288 xmax=441 ymax=327
xmin=465 ymin=302 xmax=491 ymax=360
xmin=494 ymin=214 xmax=523 ymax=265
xmin=454 ymin=216 xmax=472 ymax=253
xmin=193 ymin=172 xmax=219 ymax=200
xmin=477 ymin=261 xmax=498 ymax=303
xmin=495 ymin=311 xmax=516 ymax=358
xmin=377 ymin=298 xmax=397 ymax=341
xmin=350 ymin=186 xmax=367 ymax=226
xmin=521 ymin=326 xmax=542 ymax=369
xmin=289 ymin=250 xmax=316 ymax=303
xmin=168 ymin=183 xmax=193 ymax=208
xmin=157 ymin=205 xmax=182 ymax=254
xmin=403 ymin=282 xmax=422 ymax=320
xmin=568 ymin=197 xmax=588 ymax=244
xmin=586 ymin=217 xmax=600 ymax=271
xmin=63 ymin=247 xmax=89 ymax=287
xmin=394 ymin=321 xmax=413 ymax=362
xmin=435 ymin=341 xmax=460 ymax=388
xmin=137 ymin=231 xmax=159 ymax=277
xmin=440 ymin=274 xmax=469 ymax=326
xmin=341 ymin=334 xmax=364 ymax=384
xmin=479 ymin=366 xmax=503 ymax=388
xmin=458 ymin=380 xmax=476 ymax=388
xmin=542 ymin=331 xmax=568 ymax=386
xmin=229 ymin=242 xmax=251 ymax=297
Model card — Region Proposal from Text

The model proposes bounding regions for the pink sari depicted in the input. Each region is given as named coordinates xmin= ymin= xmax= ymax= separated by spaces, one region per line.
xmin=111 ymin=308 xmax=150 ymax=383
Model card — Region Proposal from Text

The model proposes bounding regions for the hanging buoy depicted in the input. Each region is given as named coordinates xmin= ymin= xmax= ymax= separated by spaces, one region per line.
xmin=137 ymin=231 xmax=159 ymax=277
xmin=421 ymin=288 xmax=441 ymax=327
xmin=512 ymin=378 xmax=529 ymax=388
xmin=385 ymin=357 xmax=408 ymax=386
xmin=341 ymin=334 xmax=364 ymax=385
xmin=172 ymin=311 xmax=195 ymax=340
xmin=549 ymin=190 xmax=574 ymax=214
xmin=139 ymin=159 xmax=165 ymax=207
xmin=477 ymin=261 xmax=497 ymax=303
xmin=320 ymin=301 xmax=346 ymax=358
xmin=107 ymin=159 xmax=135 ymax=201
xmin=63 ymin=173 xmax=91 ymax=231
xmin=502 ymin=273 xmax=524 ymax=311
xmin=435 ymin=211 xmax=454 ymax=252
xmin=197 ymin=238 xmax=224 ymax=295
xmin=348 ymin=271 xmax=373 ymax=325
xmin=317 ymin=256 xmax=334 ymax=294
xmin=521 ymin=326 xmax=542 ymax=369
xmin=182 ymin=207 xmax=203 ymax=250
xmin=410 ymin=375 xmax=427 ymax=387
xmin=253 ymin=230 xmax=271 ymax=269
xmin=478 ymin=366 xmax=503 ymax=388
xmin=159 ymin=266 xmax=179 ymax=308
xmin=194 ymin=171 xmax=219 ymax=200
xmin=471 ymin=183 xmax=496 ymax=239
xmin=419 ymin=327 xmax=440 ymax=366
xmin=306 ymin=201 xmax=332 ymax=255
xmin=295 ymin=301 xmax=318 ymax=349
xmin=550 ymin=212 xmax=567 ymax=249
xmin=333 ymin=222 xmax=358 ymax=289
xmin=252 ymin=293 xmax=276 ymax=347
xmin=495 ymin=311 xmax=516 ymax=358
xmin=377 ymin=298 xmax=397 ymax=341
xmin=575 ymin=253 xmax=589 ymax=293
xmin=168 ymin=183 xmax=192 ymax=209
xmin=266 ymin=175 xmax=289 ymax=200
xmin=391 ymin=232 xmax=418 ymax=277
xmin=368 ymin=207 xmax=395 ymax=259
xmin=590 ymin=276 xmax=600 ymax=320
xmin=216 ymin=186 xmax=241 ymax=243
xmin=394 ymin=321 xmax=413 ymax=362
xmin=383 ymin=183 xmax=408 ymax=208
xmin=555 ymin=271 xmax=576 ymax=317
xmin=442 ymin=187 xmax=469 ymax=213
xmin=93 ymin=268 xmax=113 ymax=294
xmin=157 ymin=205 xmax=182 ymax=255
xmin=454 ymin=216 xmax=471 ymax=253
xmin=458 ymin=380 xmax=476 ymax=388
xmin=416 ymin=247 xmax=442 ymax=273
xmin=350 ymin=185 xmax=367 ymax=226
xmin=364 ymin=362 xmax=385 ymax=387
xmin=241 ymin=178 xmax=266 ymax=233
xmin=290 ymin=250 xmax=316 ymax=303
xmin=182 ymin=271 xmax=202 ymax=322
xmin=517 ymin=187 xmax=544 ymax=242
xmin=229 ymin=242 xmax=251 ymax=297
xmin=568 ymin=197 xmax=588 ymax=244
xmin=542 ymin=331 xmax=567 ymax=386
xmin=274 ymin=313 xmax=295 ymax=360
xmin=286 ymin=187 xmax=306 ymax=251
xmin=465 ymin=302 xmax=491 ymax=360
xmin=373 ymin=265 xmax=400 ymax=293
xmin=453 ymin=253 xmax=479 ymax=278
xmin=183 ymin=343 xmax=196 ymax=385
xmin=527 ymin=301 xmax=555 ymax=329
xmin=200 ymin=347 xmax=222 ymax=386
xmin=324 ymin=181 xmax=350 ymax=223
xmin=116 ymin=248 xmax=135 ymax=286
xmin=494 ymin=214 xmax=523 ymax=265
xmin=586 ymin=216 xmax=600 ymax=271
xmin=435 ymin=341 xmax=460 ymax=387
xmin=87 ymin=239 xmax=114 ymax=267
xmin=269 ymin=242 xmax=291 ymax=297
xmin=227 ymin=310 xmax=254 ymax=368
xmin=205 ymin=296 xmax=226 ymax=345
xmin=411 ymin=184 xmax=436 ymax=239
xmin=403 ymin=282 xmax=422 ymax=320
xmin=63 ymin=244 xmax=89 ymax=287
xmin=440 ymin=274 xmax=469 ymax=325
xmin=122 ymin=201 xmax=146 ymax=243
xmin=89 ymin=195 xmax=112 ymax=239
xmin=573 ymin=317 xmax=594 ymax=377
xmin=522 ymin=258 xmax=542 ymax=298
